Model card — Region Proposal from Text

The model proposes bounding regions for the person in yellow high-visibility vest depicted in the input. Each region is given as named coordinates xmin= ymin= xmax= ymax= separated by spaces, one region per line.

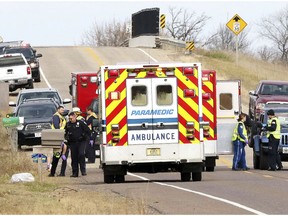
xmin=263 ymin=109 xmax=282 ymax=171
xmin=232 ymin=113 xmax=250 ymax=171
xmin=52 ymin=105 xmax=66 ymax=129
xmin=49 ymin=105 xmax=68 ymax=176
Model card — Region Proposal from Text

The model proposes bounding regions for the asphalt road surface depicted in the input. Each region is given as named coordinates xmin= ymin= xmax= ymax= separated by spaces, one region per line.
xmin=10 ymin=46 xmax=288 ymax=214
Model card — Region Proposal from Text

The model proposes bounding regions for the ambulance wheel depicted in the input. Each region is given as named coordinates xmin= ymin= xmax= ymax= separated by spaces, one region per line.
xmin=104 ymin=174 xmax=114 ymax=183
xmin=206 ymin=166 xmax=214 ymax=172
xmin=192 ymin=172 xmax=202 ymax=181
xmin=180 ymin=172 xmax=191 ymax=181
xmin=115 ymin=175 xmax=125 ymax=183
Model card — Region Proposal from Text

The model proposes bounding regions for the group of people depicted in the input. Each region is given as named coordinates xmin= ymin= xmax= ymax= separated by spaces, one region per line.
xmin=48 ymin=105 xmax=98 ymax=177
xmin=232 ymin=109 xmax=282 ymax=171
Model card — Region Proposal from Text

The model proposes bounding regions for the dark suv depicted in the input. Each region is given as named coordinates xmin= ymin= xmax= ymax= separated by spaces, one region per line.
xmin=15 ymin=98 xmax=58 ymax=149
xmin=5 ymin=46 xmax=42 ymax=82
xmin=249 ymin=105 xmax=288 ymax=170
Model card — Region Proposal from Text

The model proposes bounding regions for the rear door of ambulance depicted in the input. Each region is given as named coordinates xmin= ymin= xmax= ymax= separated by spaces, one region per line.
xmin=126 ymin=76 xmax=178 ymax=160
xmin=217 ymin=80 xmax=241 ymax=154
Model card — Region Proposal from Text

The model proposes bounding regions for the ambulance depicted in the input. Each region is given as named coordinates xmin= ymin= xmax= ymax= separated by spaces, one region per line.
xmin=97 ymin=63 xmax=214 ymax=183
xmin=202 ymin=70 xmax=241 ymax=171
xmin=69 ymin=71 xmax=99 ymax=116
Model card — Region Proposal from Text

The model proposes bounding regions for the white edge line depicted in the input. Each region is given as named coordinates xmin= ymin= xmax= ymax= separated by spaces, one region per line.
xmin=138 ymin=48 xmax=158 ymax=63
xmin=128 ymin=173 xmax=266 ymax=215
xmin=39 ymin=67 xmax=51 ymax=88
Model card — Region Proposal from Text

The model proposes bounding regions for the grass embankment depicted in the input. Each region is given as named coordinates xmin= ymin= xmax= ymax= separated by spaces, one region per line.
xmin=170 ymin=49 xmax=288 ymax=111
xmin=0 ymin=115 xmax=148 ymax=214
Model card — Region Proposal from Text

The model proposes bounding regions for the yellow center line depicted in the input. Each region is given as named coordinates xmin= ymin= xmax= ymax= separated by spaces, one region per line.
xmin=84 ymin=47 xmax=104 ymax=65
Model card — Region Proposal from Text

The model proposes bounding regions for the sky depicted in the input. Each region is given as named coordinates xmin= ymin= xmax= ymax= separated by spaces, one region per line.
xmin=0 ymin=0 xmax=288 ymax=49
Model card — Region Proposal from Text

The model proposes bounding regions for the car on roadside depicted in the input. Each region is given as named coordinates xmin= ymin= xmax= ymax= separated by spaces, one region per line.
xmin=248 ymin=80 xmax=288 ymax=120
xmin=249 ymin=105 xmax=288 ymax=170
xmin=4 ymin=45 xmax=42 ymax=82
xmin=0 ymin=53 xmax=34 ymax=92
xmin=15 ymin=98 xmax=59 ymax=149
xmin=9 ymin=87 xmax=71 ymax=109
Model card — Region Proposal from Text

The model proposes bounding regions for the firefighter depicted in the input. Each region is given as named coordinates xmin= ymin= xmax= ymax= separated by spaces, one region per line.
xmin=232 ymin=113 xmax=250 ymax=171
xmin=263 ymin=109 xmax=282 ymax=171
xmin=48 ymin=105 xmax=69 ymax=176
xmin=85 ymin=106 xmax=97 ymax=163
xmin=65 ymin=112 xmax=90 ymax=177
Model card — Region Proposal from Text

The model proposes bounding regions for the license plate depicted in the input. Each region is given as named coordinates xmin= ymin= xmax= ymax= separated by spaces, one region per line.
xmin=146 ymin=148 xmax=160 ymax=156
xmin=17 ymin=79 xmax=27 ymax=84
xmin=283 ymin=147 xmax=288 ymax=154
xmin=34 ymin=132 xmax=41 ymax=137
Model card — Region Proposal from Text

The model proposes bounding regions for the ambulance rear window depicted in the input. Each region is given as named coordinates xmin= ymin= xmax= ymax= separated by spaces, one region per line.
xmin=157 ymin=85 xmax=172 ymax=105
xmin=219 ymin=93 xmax=233 ymax=110
xmin=131 ymin=86 xmax=147 ymax=106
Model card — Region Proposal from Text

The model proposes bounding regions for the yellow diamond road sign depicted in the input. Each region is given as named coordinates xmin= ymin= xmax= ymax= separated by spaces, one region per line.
xmin=226 ymin=14 xmax=247 ymax=35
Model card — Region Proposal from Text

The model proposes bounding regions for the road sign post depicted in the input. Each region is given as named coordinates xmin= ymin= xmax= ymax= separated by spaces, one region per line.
xmin=226 ymin=14 xmax=247 ymax=66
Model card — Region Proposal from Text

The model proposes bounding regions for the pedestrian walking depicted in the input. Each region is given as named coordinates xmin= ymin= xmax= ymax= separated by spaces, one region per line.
xmin=65 ymin=112 xmax=90 ymax=177
xmin=264 ymin=109 xmax=282 ymax=171
xmin=232 ymin=113 xmax=250 ymax=171
xmin=85 ymin=106 xmax=97 ymax=163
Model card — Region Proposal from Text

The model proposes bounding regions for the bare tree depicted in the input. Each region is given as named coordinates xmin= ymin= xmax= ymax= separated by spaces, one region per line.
xmin=257 ymin=7 xmax=288 ymax=62
xmin=81 ymin=19 xmax=130 ymax=47
xmin=205 ymin=24 xmax=250 ymax=51
xmin=166 ymin=7 xmax=210 ymax=43
xmin=257 ymin=46 xmax=276 ymax=62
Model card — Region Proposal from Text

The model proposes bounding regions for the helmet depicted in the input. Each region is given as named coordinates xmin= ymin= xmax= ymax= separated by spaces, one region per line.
xmin=72 ymin=107 xmax=81 ymax=113
xmin=267 ymin=109 xmax=275 ymax=116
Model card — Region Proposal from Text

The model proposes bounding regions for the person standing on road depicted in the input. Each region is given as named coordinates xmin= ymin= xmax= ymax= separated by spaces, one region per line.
xmin=48 ymin=105 xmax=69 ymax=176
xmin=232 ymin=113 xmax=250 ymax=171
xmin=72 ymin=107 xmax=85 ymax=122
xmin=264 ymin=109 xmax=282 ymax=171
xmin=85 ymin=106 xmax=97 ymax=163
xmin=65 ymin=112 xmax=90 ymax=177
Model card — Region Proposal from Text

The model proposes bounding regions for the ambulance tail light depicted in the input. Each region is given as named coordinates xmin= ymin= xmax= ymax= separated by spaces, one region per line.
xmin=202 ymin=122 xmax=210 ymax=138
xmin=183 ymin=67 xmax=194 ymax=76
xmin=80 ymin=76 xmax=88 ymax=87
xmin=202 ymin=73 xmax=210 ymax=82
xmin=202 ymin=93 xmax=211 ymax=100
xmin=109 ymin=91 xmax=120 ymax=100
xmin=146 ymin=70 xmax=155 ymax=76
xmin=184 ymin=89 xmax=195 ymax=98
xmin=186 ymin=121 xmax=195 ymax=140
xmin=111 ymin=124 xmax=120 ymax=143
xmin=108 ymin=69 xmax=119 ymax=78
xmin=27 ymin=67 xmax=31 ymax=75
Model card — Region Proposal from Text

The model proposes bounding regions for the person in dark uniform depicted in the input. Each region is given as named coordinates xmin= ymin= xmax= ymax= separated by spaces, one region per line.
xmin=65 ymin=112 xmax=91 ymax=177
xmin=264 ymin=109 xmax=282 ymax=171
xmin=85 ymin=106 xmax=97 ymax=163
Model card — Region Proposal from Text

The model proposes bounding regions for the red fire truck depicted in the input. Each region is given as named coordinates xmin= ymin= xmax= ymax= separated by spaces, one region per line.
xmin=69 ymin=71 xmax=99 ymax=116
